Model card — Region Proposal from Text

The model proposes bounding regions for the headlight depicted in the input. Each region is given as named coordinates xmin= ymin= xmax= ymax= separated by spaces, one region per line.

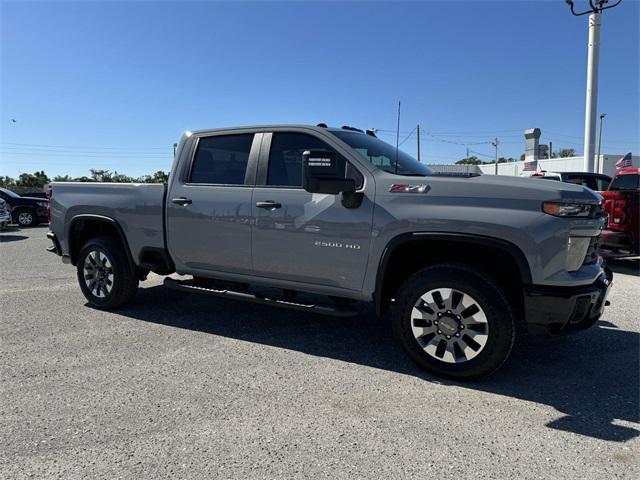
xmin=37 ymin=201 xmax=48 ymax=207
xmin=542 ymin=202 xmax=591 ymax=217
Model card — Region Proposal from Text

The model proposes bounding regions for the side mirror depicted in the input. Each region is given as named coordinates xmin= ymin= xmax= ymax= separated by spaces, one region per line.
xmin=302 ymin=150 xmax=356 ymax=195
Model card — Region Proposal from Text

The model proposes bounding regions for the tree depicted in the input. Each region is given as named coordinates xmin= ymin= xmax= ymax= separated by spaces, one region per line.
xmin=89 ymin=169 xmax=112 ymax=182
xmin=52 ymin=175 xmax=73 ymax=181
xmin=141 ymin=170 xmax=169 ymax=183
xmin=16 ymin=171 xmax=49 ymax=188
xmin=559 ymin=148 xmax=576 ymax=158
xmin=0 ymin=176 xmax=16 ymax=187
xmin=520 ymin=154 xmax=526 ymax=161
xmin=455 ymin=156 xmax=482 ymax=165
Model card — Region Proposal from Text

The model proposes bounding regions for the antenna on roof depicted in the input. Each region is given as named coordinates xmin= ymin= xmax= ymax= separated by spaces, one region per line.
xmin=395 ymin=101 xmax=401 ymax=175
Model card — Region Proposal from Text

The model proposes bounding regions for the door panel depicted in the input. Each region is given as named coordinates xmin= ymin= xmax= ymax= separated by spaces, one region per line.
xmin=166 ymin=132 xmax=260 ymax=275
xmin=251 ymin=131 xmax=373 ymax=291
xmin=252 ymin=189 xmax=374 ymax=290
xmin=168 ymin=184 xmax=254 ymax=274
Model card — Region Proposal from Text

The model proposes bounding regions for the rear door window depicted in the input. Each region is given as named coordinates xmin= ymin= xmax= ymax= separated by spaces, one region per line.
xmin=566 ymin=174 xmax=595 ymax=189
xmin=190 ymin=134 xmax=254 ymax=185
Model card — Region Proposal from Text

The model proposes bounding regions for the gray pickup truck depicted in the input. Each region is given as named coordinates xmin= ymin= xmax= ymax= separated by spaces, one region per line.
xmin=47 ymin=124 xmax=612 ymax=379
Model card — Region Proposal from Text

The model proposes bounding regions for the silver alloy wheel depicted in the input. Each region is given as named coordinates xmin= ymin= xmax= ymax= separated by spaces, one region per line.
xmin=411 ymin=288 xmax=489 ymax=364
xmin=83 ymin=250 xmax=114 ymax=298
xmin=18 ymin=211 xmax=33 ymax=226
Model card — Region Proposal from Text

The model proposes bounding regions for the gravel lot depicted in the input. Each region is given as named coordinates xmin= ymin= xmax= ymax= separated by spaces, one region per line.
xmin=1 ymin=226 xmax=638 ymax=479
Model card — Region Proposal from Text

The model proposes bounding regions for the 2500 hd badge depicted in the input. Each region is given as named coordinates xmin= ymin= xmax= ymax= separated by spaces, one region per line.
xmin=314 ymin=240 xmax=362 ymax=250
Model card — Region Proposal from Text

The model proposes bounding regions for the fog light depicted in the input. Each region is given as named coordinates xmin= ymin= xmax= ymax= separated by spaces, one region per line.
xmin=567 ymin=236 xmax=591 ymax=272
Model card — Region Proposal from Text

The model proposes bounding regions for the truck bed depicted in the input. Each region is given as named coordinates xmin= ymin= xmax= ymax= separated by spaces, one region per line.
xmin=50 ymin=182 xmax=166 ymax=264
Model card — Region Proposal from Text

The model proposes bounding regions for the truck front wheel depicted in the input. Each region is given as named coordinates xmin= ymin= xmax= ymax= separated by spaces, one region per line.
xmin=76 ymin=236 xmax=139 ymax=310
xmin=393 ymin=264 xmax=516 ymax=380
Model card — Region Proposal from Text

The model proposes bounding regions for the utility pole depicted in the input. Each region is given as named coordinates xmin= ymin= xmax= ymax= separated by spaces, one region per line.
xmin=492 ymin=137 xmax=499 ymax=175
xmin=416 ymin=124 xmax=421 ymax=162
xmin=565 ymin=0 xmax=623 ymax=172
xmin=549 ymin=141 xmax=553 ymax=159
xmin=596 ymin=113 xmax=607 ymax=173
xmin=583 ymin=10 xmax=601 ymax=172
xmin=466 ymin=146 xmax=470 ymax=161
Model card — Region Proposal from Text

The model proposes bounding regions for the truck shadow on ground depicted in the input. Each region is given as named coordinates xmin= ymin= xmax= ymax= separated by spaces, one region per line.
xmin=116 ymin=285 xmax=639 ymax=443
xmin=606 ymin=257 xmax=639 ymax=277
xmin=0 ymin=234 xmax=28 ymax=243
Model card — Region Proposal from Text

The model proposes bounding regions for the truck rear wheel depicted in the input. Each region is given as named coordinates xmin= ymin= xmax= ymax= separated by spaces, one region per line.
xmin=76 ymin=236 xmax=139 ymax=310
xmin=393 ymin=264 xmax=516 ymax=380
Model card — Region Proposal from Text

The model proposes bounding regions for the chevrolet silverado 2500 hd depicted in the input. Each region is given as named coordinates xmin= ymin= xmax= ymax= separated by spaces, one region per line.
xmin=47 ymin=125 xmax=612 ymax=379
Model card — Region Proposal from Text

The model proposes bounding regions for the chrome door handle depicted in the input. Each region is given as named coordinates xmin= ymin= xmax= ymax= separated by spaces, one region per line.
xmin=171 ymin=197 xmax=192 ymax=206
xmin=255 ymin=201 xmax=282 ymax=210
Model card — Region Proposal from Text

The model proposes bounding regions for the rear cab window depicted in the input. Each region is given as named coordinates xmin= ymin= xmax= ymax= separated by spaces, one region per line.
xmin=190 ymin=134 xmax=255 ymax=185
xmin=610 ymin=173 xmax=639 ymax=191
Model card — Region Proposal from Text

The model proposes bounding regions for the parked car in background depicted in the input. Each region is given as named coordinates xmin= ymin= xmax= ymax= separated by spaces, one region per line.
xmin=0 ymin=187 xmax=49 ymax=227
xmin=20 ymin=191 xmax=48 ymax=199
xmin=528 ymin=171 xmax=612 ymax=192
xmin=599 ymin=168 xmax=639 ymax=256
xmin=0 ymin=198 xmax=11 ymax=229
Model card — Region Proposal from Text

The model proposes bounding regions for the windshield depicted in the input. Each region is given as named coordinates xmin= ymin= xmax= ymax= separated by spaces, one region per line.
xmin=0 ymin=187 xmax=19 ymax=198
xmin=331 ymin=131 xmax=433 ymax=176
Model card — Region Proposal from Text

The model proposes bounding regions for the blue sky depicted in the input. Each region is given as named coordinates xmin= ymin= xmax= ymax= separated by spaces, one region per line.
xmin=1 ymin=0 xmax=638 ymax=179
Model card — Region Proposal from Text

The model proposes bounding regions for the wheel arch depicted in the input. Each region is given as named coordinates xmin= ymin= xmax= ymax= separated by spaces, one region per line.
xmin=67 ymin=214 xmax=134 ymax=269
xmin=374 ymin=232 xmax=532 ymax=315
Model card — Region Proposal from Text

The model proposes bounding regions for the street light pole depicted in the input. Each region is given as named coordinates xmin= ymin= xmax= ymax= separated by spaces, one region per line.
xmin=583 ymin=11 xmax=601 ymax=173
xmin=565 ymin=0 xmax=623 ymax=173
xmin=596 ymin=112 xmax=607 ymax=173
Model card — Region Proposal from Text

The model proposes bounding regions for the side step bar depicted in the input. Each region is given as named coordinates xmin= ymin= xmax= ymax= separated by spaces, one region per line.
xmin=163 ymin=278 xmax=358 ymax=317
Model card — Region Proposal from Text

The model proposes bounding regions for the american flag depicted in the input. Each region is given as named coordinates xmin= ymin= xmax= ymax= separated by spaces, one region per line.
xmin=523 ymin=159 xmax=538 ymax=171
xmin=615 ymin=152 xmax=633 ymax=169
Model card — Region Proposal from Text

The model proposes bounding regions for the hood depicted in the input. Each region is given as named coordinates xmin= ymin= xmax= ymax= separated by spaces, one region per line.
xmin=377 ymin=173 xmax=602 ymax=204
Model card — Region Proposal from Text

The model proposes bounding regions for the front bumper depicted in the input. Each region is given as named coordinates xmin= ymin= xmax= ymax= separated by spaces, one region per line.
xmin=524 ymin=267 xmax=613 ymax=334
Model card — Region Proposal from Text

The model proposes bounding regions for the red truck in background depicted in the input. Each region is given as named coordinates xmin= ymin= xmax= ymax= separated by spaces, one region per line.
xmin=599 ymin=168 xmax=639 ymax=256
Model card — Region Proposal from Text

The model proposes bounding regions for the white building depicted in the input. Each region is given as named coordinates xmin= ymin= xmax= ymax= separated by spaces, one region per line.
xmin=475 ymin=127 xmax=637 ymax=177
xmin=478 ymin=154 xmax=639 ymax=177
xmin=428 ymin=127 xmax=637 ymax=177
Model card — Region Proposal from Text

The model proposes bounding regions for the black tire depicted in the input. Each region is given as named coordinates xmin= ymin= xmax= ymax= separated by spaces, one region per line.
xmin=76 ymin=236 xmax=139 ymax=310
xmin=14 ymin=208 xmax=36 ymax=227
xmin=392 ymin=264 xmax=517 ymax=380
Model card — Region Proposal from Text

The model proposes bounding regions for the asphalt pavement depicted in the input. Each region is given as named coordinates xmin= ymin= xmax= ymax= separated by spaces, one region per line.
xmin=1 ymin=226 xmax=638 ymax=479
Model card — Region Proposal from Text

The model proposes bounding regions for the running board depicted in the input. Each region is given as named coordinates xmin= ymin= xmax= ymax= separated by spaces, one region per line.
xmin=163 ymin=278 xmax=358 ymax=317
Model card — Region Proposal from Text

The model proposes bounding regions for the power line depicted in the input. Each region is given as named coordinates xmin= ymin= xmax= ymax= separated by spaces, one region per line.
xmin=398 ymin=125 xmax=418 ymax=147
xmin=0 ymin=142 xmax=169 ymax=150
xmin=0 ymin=151 xmax=171 ymax=158
xmin=543 ymin=132 xmax=639 ymax=144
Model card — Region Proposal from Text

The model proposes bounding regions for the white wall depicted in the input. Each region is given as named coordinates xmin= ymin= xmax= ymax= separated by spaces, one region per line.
xmin=478 ymin=154 xmax=639 ymax=176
